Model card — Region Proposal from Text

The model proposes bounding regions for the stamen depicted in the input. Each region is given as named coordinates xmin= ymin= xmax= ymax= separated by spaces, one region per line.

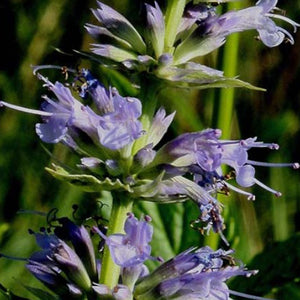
xmin=219 ymin=140 xmax=241 ymax=146
xmin=0 ymin=101 xmax=53 ymax=117
xmin=277 ymin=27 xmax=295 ymax=44
xmin=219 ymin=230 xmax=229 ymax=247
xmin=225 ymin=182 xmax=256 ymax=201
xmin=265 ymin=13 xmax=300 ymax=32
xmin=144 ymin=215 xmax=152 ymax=222
xmin=92 ymin=226 xmax=107 ymax=240
xmin=247 ymin=160 xmax=300 ymax=169
xmin=240 ymin=140 xmax=279 ymax=150
xmin=253 ymin=178 xmax=282 ymax=197
xmin=32 ymin=65 xmax=76 ymax=75
xmin=228 ymin=289 xmax=275 ymax=300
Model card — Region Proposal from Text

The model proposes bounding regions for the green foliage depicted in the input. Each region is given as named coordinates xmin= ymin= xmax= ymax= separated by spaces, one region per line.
xmin=0 ymin=283 xmax=29 ymax=300
xmin=46 ymin=165 xmax=134 ymax=193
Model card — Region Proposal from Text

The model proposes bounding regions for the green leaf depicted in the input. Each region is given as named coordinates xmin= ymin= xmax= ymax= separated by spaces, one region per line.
xmin=0 ymin=283 xmax=29 ymax=300
xmin=158 ymin=203 xmax=184 ymax=254
xmin=156 ymin=64 xmax=265 ymax=91
xmin=45 ymin=165 xmax=133 ymax=193
xmin=24 ymin=286 xmax=58 ymax=300
xmin=91 ymin=44 xmax=138 ymax=62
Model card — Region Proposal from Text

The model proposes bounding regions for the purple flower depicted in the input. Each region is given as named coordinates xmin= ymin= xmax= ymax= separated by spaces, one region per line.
xmin=26 ymin=260 xmax=85 ymax=298
xmin=94 ymin=213 xmax=153 ymax=268
xmin=77 ymin=69 xmax=144 ymax=150
xmin=134 ymin=246 xmax=259 ymax=300
xmin=26 ymin=232 xmax=92 ymax=294
xmin=145 ymin=107 xmax=176 ymax=148
xmin=210 ymin=0 xmax=300 ymax=47
xmin=84 ymin=1 xmax=299 ymax=90
xmin=18 ymin=218 xmax=107 ymax=298
xmin=142 ymin=128 xmax=299 ymax=237
xmin=36 ymin=78 xmax=97 ymax=144
xmin=0 ymin=69 xmax=143 ymax=150
xmin=54 ymin=217 xmax=97 ymax=280
xmin=157 ymin=266 xmax=257 ymax=299
xmin=156 ymin=129 xmax=299 ymax=199
xmin=174 ymin=0 xmax=299 ymax=64
xmin=87 ymin=1 xmax=299 ymax=67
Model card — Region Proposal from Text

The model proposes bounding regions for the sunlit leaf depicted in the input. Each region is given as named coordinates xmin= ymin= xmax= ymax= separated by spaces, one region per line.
xmin=45 ymin=164 xmax=133 ymax=193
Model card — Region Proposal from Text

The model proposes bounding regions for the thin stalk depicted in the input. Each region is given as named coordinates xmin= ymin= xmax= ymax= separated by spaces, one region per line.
xmin=207 ymin=0 xmax=243 ymax=249
xmin=215 ymin=39 xmax=239 ymax=136
xmin=164 ymin=0 xmax=186 ymax=54
xmin=100 ymin=193 xmax=133 ymax=289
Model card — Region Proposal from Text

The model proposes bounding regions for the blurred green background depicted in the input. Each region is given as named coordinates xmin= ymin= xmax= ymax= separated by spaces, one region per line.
xmin=0 ymin=0 xmax=300 ymax=298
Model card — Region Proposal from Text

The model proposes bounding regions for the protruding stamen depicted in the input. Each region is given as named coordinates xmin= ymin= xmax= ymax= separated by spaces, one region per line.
xmin=240 ymin=140 xmax=279 ymax=150
xmin=265 ymin=13 xmax=300 ymax=33
xmin=32 ymin=64 xmax=76 ymax=75
xmin=92 ymin=226 xmax=107 ymax=240
xmin=228 ymin=289 xmax=274 ymax=300
xmin=253 ymin=178 xmax=282 ymax=197
xmin=219 ymin=230 xmax=229 ymax=247
xmin=247 ymin=160 xmax=300 ymax=169
xmin=225 ymin=182 xmax=256 ymax=201
xmin=0 ymin=101 xmax=53 ymax=117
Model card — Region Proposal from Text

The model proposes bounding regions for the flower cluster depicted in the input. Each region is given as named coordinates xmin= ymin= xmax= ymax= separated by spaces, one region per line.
xmin=1 ymin=68 xmax=298 ymax=239
xmin=4 ymin=213 xmax=259 ymax=299
xmin=85 ymin=0 xmax=299 ymax=89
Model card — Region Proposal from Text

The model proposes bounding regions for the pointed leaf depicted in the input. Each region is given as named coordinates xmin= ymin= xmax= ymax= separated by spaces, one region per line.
xmin=24 ymin=286 xmax=58 ymax=300
xmin=0 ymin=284 xmax=29 ymax=300
xmin=158 ymin=203 xmax=184 ymax=253
xmin=91 ymin=44 xmax=138 ymax=62
xmin=45 ymin=165 xmax=133 ymax=193
xmin=156 ymin=63 xmax=265 ymax=91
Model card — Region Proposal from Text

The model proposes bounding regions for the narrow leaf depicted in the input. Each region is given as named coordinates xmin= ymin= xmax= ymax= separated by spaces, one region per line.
xmin=45 ymin=165 xmax=133 ymax=193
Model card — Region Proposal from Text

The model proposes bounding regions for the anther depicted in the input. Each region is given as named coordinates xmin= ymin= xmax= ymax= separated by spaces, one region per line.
xmin=144 ymin=215 xmax=152 ymax=222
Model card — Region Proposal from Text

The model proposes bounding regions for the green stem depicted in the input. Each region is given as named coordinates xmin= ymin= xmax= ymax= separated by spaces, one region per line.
xmin=207 ymin=1 xmax=243 ymax=249
xmin=214 ymin=3 xmax=242 ymax=135
xmin=164 ymin=0 xmax=186 ymax=54
xmin=100 ymin=193 xmax=133 ymax=288
xmin=215 ymin=39 xmax=239 ymax=136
